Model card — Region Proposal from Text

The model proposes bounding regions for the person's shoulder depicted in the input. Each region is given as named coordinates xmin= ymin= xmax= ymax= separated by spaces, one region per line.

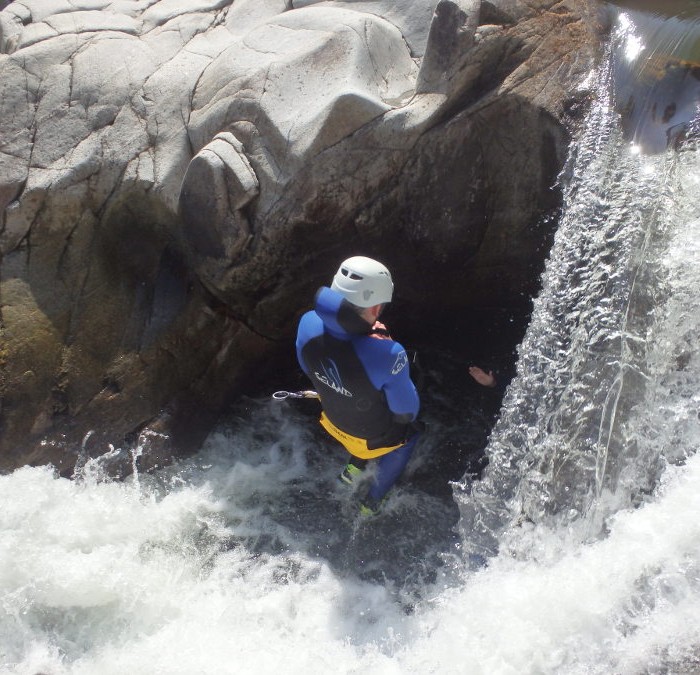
xmin=357 ymin=336 xmax=410 ymax=371
xmin=387 ymin=339 xmax=406 ymax=355
xmin=356 ymin=334 xmax=402 ymax=351
xmin=297 ymin=310 xmax=323 ymax=340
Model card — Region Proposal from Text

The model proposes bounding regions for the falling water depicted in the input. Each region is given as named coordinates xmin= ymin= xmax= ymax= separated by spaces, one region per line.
xmin=455 ymin=8 xmax=700 ymax=559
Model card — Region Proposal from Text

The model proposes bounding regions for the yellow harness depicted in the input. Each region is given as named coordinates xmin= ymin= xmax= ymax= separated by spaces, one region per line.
xmin=319 ymin=412 xmax=403 ymax=460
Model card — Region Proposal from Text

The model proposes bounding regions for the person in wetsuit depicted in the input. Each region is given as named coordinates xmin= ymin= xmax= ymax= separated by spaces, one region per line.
xmin=295 ymin=256 xmax=420 ymax=515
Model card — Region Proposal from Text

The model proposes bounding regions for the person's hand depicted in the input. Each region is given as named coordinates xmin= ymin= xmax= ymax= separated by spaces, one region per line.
xmin=370 ymin=321 xmax=392 ymax=340
xmin=468 ymin=365 xmax=497 ymax=388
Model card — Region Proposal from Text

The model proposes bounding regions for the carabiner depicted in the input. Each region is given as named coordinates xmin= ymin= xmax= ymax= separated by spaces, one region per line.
xmin=272 ymin=390 xmax=296 ymax=400
xmin=272 ymin=390 xmax=319 ymax=401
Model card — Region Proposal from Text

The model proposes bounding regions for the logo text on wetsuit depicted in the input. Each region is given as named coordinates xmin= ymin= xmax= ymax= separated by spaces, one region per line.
xmin=314 ymin=358 xmax=353 ymax=397
xmin=391 ymin=350 xmax=408 ymax=375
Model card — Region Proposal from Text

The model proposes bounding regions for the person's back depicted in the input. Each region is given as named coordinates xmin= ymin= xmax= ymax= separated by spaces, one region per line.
xmin=297 ymin=286 xmax=418 ymax=449
xmin=295 ymin=256 xmax=421 ymax=514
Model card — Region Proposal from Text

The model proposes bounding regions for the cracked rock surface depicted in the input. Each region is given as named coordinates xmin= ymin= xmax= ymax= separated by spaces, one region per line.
xmin=0 ymin=0 xmax=602 ymax=473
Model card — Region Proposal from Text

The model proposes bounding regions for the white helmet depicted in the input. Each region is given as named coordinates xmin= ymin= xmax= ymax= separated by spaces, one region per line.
xmin=331 ymin=256 xmax=394 ymax=308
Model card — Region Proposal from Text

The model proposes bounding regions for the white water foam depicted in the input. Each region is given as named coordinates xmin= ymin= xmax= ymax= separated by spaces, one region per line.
xmin=1 ymin=431 xmax=700 ymax=674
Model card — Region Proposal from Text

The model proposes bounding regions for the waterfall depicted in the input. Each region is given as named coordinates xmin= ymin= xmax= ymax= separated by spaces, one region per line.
xmin=455 ymin=11 xmax=700 ymax=555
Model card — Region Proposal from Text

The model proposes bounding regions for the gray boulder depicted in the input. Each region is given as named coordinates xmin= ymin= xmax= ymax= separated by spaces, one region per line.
xmin=0 ymin=0 xmax=602 ymax=473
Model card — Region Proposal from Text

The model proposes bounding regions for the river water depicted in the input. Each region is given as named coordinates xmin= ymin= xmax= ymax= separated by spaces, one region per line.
xmin=2 ymin=8 xmax=700 ymax=675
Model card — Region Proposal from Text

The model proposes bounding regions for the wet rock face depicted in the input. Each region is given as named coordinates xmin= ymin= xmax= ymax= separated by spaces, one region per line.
xmin=0 ymin=0 xmax=602 ymax=472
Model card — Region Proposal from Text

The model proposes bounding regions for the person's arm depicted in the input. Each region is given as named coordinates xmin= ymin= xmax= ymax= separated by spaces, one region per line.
xmin=295 ymin=312 xmax=318 ymax=377
xmin=382 ymin=345 xmax=420 ymax=422
xmin=362 ymin=341 xmax=420 ymax=449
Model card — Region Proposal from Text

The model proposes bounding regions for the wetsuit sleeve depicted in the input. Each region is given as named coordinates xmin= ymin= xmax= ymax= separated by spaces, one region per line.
xmin=296 ymin=311 xmax=321 ymax=377
xmin=381 ymin=344 xmax=420 ymax=421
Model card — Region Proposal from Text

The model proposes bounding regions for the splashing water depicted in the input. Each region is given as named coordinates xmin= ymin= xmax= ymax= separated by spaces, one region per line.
xmin=2 ymin=423 xmax=700 ymax=674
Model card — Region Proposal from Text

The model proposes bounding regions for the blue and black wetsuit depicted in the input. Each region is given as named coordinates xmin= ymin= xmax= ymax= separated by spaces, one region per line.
xmin=296 ymin=287 xmax=420 ymax=500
